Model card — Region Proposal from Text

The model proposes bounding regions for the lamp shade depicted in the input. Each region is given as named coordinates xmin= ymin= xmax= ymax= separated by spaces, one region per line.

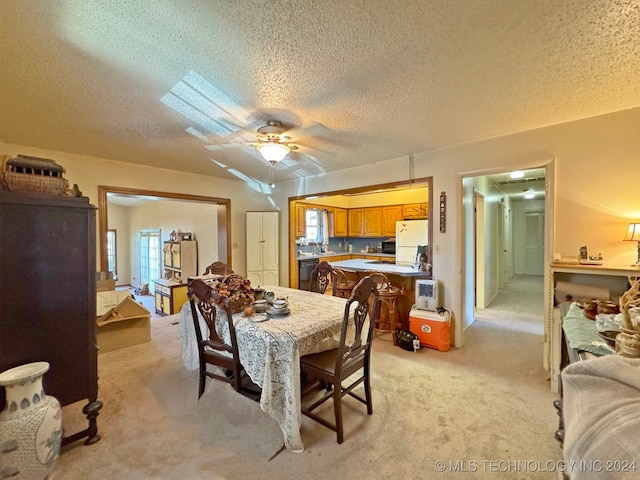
xmin=256 ymin=142 xmax=290 ymax=163
xmin=623 ymin=223 xmax=640 ymax=242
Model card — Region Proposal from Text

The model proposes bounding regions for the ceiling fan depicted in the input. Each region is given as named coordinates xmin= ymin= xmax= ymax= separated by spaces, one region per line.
xmin=205 ymin=119 xmax=329 ymax=165
xmin=252 ymin=120 xmax=300 ymax=164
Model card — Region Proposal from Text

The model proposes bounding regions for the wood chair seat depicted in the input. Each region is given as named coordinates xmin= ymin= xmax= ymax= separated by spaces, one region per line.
xmin=300 ymin=276 xmax=379 ymax=444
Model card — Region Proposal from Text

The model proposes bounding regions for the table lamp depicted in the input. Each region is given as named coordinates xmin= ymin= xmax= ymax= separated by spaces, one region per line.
xmin=623 ymin=223 xmax=640 ymax=266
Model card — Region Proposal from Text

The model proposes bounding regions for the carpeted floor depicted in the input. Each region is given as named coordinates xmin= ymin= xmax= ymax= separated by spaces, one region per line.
xmin=54 ymin=275 xmax=561 ymax=479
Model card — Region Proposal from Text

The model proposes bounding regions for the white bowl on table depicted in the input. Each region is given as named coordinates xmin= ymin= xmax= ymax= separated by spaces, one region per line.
xmin=272 ymin=298 xmax=287 ymax=307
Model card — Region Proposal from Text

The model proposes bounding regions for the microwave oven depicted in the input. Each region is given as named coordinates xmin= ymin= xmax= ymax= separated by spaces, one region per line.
xmin=381 ymin=241 xmax=396 ymax=254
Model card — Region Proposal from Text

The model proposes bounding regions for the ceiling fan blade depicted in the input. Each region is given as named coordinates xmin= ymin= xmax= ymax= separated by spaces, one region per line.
xmin=204 ymin=142 xmax=247 ymax=151
xmin=285 ymin=122 xmax=332 ymax=141
xmin=289 ymin=151 xmax=326 ymax=175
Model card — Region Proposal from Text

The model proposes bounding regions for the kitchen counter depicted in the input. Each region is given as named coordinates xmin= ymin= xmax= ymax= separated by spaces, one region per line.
xmin=329 ymin=259 xmax=431 ymax=277
xmin=295 ymin=252 xmax=396 ymax=261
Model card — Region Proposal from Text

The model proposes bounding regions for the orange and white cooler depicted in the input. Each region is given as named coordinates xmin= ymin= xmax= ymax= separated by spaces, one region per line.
xmin=409 ymin=307 xmax=451 ymax=352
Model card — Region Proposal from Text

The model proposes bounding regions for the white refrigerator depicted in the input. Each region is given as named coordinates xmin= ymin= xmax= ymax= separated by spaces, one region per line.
xmin=395 ymin=220 xmax=429 ymax=266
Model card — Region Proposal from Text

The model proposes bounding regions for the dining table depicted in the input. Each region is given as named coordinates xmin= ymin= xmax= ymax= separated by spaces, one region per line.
xmin=178 ymin=286 xmax=349 ymax=452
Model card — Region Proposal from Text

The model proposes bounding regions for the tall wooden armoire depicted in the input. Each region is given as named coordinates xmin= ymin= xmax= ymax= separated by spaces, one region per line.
xmin=0 ymin=191 xmax=101 ymax=445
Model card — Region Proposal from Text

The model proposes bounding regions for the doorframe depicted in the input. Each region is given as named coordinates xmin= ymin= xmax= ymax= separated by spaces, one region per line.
xmin=474 ymin=190 xmax=486 ymax=309
xmin=287 ymin=176 xmax=433 ymax=289
xmin=97 ymin=185 xmax=232 ymax=272
xmin=459 ymin=159 xmax=555 ymax=351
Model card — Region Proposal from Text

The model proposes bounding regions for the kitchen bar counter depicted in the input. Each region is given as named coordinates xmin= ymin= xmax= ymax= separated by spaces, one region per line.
xmin=295 ymin=252 xmax=396 ymax=261
xmin=329 ymin=258 xmax=431 ymax=277
xmin=330 ymin=259 xmax=431 ymax=331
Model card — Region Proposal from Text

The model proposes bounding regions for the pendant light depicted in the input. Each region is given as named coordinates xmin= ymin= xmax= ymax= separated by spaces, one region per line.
xmin=257 ymin=142 xmax=290 ymax=163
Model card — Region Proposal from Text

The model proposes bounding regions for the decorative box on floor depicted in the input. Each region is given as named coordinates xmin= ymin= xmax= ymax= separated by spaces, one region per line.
xmin=96 ymin=289 xmax=131 ymax=316
xmin=96 ymin=297 xmax=151 ymax=353
xmin=409 ymin=307 xmax=451 ymax=352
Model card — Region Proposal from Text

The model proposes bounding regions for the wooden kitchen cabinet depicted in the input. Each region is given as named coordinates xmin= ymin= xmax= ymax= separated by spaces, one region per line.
xmin=295 ymin=203 xmax=306 ymax=237
xmin=382 ymin=205 xmax=403 ymax=236
xmin=0 ymin=191 xmax=101 ymax=446
xmin=348 ymin=208 xmax=364 ymax=236
xmin=154 ymin=279 xmax=188 ymax=315
xmin=162 ymin=240 xmax=197 ymax=283
xmin=246 ymin=211 xmax=279 ymax=286
xmin=333 ymin=208 xmax=348 ymax=237
xmin=402 ymin=202 xmax=429 ymax=219
xmin=363 ymin=207 xmax=382 ymax=236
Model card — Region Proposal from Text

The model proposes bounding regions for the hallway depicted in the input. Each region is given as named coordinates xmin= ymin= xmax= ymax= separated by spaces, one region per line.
xmin=473 ymin=274 xmax=545 ymax=335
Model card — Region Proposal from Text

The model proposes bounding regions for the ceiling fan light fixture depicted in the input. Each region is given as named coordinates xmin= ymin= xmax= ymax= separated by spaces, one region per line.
xmin=257 ymin=142 xmax=290 ymax=163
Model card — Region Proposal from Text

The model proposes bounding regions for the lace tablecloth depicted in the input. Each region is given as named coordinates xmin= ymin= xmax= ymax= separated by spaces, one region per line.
xmin=178 ymin=286 xmax=348 ymax=452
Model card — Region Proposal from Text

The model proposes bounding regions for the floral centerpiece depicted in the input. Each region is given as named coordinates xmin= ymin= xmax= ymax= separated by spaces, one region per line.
xmin=210 ymin=274 xmax=255 ymax=313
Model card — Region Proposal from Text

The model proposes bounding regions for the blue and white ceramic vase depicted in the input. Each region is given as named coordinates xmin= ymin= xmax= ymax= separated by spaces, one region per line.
xmin=0 ymin=362 xmax=62 ymax=479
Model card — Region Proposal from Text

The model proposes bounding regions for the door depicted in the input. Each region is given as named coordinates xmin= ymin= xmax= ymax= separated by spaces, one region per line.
xmin=497 ymin=202 xmax=507 ymax=288
xmin=524 ymin=212 xmax=544 ymax=275
xmin=261 ymin=212 xmax=279 ymax=272
xmin=246 ymin=213 xmax=263 ymax=272
xmin=140 ymin=230 xmax=161 ymax=294
xmin=246 ymin=212 xmax=279 ymax=285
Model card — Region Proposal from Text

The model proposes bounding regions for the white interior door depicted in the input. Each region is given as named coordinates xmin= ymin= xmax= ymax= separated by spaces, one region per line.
xmin=246 ymin=212 xmax=263 ymax=272
xmin=524 ymin=212 xmax=544 ymax=275
xmin=261 ymin=212 xmax=279 ymax=272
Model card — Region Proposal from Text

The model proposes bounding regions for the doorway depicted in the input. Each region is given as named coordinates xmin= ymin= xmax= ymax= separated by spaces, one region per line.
xmin=462 ymin=167 xmax=548 ymax=343
xmin=97 ymin=186 xmax=232 ymax=278
xmin=139 ymin=230 xmax=161 ymax=294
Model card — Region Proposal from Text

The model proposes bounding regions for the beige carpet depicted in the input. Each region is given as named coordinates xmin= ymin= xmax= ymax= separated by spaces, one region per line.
xmin=54 ymin=275 xmax=561 ymax=479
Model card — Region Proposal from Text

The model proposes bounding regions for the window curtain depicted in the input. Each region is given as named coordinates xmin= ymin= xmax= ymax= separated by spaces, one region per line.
xmin=320 ymin=210 xmax=329 ymax=243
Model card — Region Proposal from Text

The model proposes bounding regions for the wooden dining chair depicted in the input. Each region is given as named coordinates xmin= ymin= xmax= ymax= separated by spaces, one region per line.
xmin=188 ymin=279 xmax=259 ymax=400
xmin=333 ymin=268 xmax=359 ymax=298
xmin=309 ymin=260 xmax=335 ymax=294
xmin=202 ymin=261 xmax=233 ymax=276
xmin=300 ymin=276 xmax=380 ymax=444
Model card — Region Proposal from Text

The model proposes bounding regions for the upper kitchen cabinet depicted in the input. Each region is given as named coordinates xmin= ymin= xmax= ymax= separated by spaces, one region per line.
xmin=363 ymin=207 xmax=382 ymax=236
xmin=347 ymin=208 xmax=364 ymax=236
xmin=403 ymin=202 xmax=429 ymax=219
xmin=333 ymin=208 xmax=348 ymax=237
xmin=382 ymin=205 xmax=403 ymax=236
xmin=295 ymin=203 xmax=306 ymax=237
xmin=246 ymin=211 xmax=279 ymax=286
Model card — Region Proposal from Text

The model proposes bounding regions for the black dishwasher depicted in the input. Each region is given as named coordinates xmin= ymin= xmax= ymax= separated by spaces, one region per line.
xmin=298 ymin=258 xmax=319 ymax=290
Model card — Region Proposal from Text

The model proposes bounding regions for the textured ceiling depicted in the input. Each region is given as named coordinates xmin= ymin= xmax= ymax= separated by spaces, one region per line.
xmin=1 ymin=1 xmax=639 ymax=187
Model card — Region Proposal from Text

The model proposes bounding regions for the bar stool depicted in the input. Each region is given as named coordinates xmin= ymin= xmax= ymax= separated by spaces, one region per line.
xmin=366 ymin=271 xmax=403 ymax=345
xmin=333 ymin=268 xmax=359 ymax=298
